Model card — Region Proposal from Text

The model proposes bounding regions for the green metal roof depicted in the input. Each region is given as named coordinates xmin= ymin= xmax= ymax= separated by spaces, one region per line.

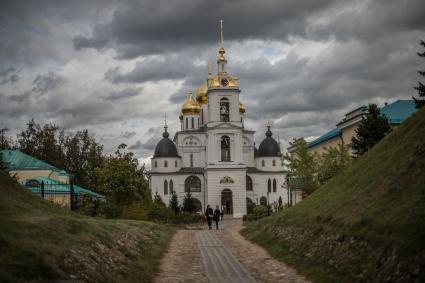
xmin=1 ymin=150 xmax=58 ymax=171
xmin=21 ymin=176 xmax=105 ymax=198
xmin=380 ymin=100 xmax=417 ymax=125
xmin=307 ymin=100 xmax=417 ymax=148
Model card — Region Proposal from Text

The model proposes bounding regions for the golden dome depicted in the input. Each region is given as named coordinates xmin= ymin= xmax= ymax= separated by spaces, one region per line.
xmin=196 ymin=82 xmax=208 ymax=104
xmin=181 ymin=91 xmax=201 ymax=115
xmin=239 ymin=101 xmax=246 ymax=114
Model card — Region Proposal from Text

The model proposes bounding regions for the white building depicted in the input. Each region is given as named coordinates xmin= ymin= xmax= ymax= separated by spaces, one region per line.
xmin=149 ymin=31 xmax=289 ymax=217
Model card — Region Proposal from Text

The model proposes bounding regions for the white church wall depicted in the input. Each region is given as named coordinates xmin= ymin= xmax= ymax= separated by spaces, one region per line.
xmin=151 ymin=157 xmax=181 ymax=173
xmin=249 ymin=173 xmax=288 ymax=208
xmin=255 ymin=156 xmax=284 ymax=171
xmin=205 ymin=169 xmax=247 ymax=218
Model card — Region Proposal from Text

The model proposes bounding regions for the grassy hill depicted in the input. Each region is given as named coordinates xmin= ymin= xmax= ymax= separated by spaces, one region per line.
xmin=0 ymin=171 xmax=174 ymax=283
xmin=242 ymin=108 xmax=425 ymax=283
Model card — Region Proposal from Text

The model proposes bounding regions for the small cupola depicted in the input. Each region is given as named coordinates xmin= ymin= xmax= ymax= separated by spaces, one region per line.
xmin=258 ymin=124 xmax=281 ymax=157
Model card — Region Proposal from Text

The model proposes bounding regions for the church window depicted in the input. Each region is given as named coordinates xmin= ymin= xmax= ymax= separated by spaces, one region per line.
xmin=273 ymin=179 xmax=277 ymax=192
xmin=260 ymin=196 xmax=267 ymax=207
xmin=169 ymin=180 xmax=173 ymax=194
xmin=185 ymin=175 xmax=201 ymax=192
xmin=175 ymin=160 xmax=178 ymax=167
xmin=262 ymin=160 xmax=265 ymax=167
xmin=164 ymin=180 xmax=168 ymax=195
xmin=267 ymin=179 xmax=271 ymax=193
xmin=246 ymin=176 xmax=253 ymax=191
xmin=221 ymin=136 xmax=231 ymax=162
xmin=154 ymin=160 xmax=157 ymax=168
xmin=272 ymin=159 xmax=276 ymax=166
xmin=191 ymin=117 xmax=194 ymax=129
xmin=190 ymin=154 xmax=193 ymax=167
xmin=220 ymin=98 xmax=230 ymax=122
xmin=164 ymin=160 xmax=168 ymax=167
xmin=185 ymin=117 xmax=188 ymax=129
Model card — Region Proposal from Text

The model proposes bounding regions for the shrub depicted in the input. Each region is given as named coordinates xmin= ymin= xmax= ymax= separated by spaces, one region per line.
xmin=244 ymin=205 xmax=270 ymax=221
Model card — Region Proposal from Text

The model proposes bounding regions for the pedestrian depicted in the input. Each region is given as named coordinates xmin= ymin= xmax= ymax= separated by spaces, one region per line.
xmin=214 ymin=205 xmax=221 ymax=230
xmin=205 ymin=204 xmax=214 ymax=230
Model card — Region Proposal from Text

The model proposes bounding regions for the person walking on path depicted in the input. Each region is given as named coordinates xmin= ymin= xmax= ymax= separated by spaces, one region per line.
xmin=214 ymin=206 xmax=221 ymax=230
xmin=205 ymin=205 xmax=214 ymax=230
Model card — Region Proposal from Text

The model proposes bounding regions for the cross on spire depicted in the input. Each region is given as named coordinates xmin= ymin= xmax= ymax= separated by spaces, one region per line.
xmin=220 ymin=19 xmax=224 ymax=47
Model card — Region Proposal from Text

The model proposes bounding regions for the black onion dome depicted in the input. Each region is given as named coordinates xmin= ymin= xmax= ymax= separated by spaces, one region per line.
xmin=154 ymin=127 xmax=179 ymax=158
xmin=257 ymin=127 xmax=281 ymax=157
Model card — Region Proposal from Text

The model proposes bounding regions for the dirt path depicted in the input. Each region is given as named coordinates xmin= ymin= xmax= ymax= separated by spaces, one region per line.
xmin=154 ymin=218 xmax=309 ymax=283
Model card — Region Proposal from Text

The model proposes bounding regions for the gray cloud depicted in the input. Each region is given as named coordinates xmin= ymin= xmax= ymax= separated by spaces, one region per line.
xmin=0 ymin=67 xmax=19 ymax=85
xmin=32 ymin=72 xmax=64 ymax=94
xmin=120 ymin=131 xmax=137 ymax=139
xmin=105 ymin=87 xmax=141 ymax=100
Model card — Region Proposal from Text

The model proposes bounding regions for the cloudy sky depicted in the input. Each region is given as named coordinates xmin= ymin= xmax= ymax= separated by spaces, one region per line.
xmin=1 ymin=0 xmax=424 ymax=166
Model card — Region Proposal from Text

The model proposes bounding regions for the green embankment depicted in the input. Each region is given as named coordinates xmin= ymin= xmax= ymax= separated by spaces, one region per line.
xmin=242 ymin=108 xmax=425 ymax=283
xmin=0 ymin=172 xmax=174 ymax=283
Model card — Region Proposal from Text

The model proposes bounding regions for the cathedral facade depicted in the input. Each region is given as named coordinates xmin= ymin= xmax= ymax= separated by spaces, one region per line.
xmin=149 ymin=33 xmax=288 ymax=217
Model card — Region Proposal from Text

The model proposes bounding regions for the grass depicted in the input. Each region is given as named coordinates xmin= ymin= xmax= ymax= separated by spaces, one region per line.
xmin=0 ymin=171 xmax=175 ymax=283
xmin=242 ymin=108 xmax=425 ymax=282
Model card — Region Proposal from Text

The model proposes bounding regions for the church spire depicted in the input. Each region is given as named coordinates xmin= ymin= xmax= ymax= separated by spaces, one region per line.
xmin=217 ymin=19 xmax=227 ymax=74
xmin=162 ymin=114 xmax=169 ymax=138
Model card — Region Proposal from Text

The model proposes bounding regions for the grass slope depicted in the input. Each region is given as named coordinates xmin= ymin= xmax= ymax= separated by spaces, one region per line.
xmin=0 ymin=172 xmax=174 ymax=283
xmin=242 ymin=108 xmax=425 ymax=283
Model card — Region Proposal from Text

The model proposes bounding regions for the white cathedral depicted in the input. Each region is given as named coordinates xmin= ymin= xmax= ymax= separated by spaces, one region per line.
xmin=148 ymin=26 xmax=290 ymax=217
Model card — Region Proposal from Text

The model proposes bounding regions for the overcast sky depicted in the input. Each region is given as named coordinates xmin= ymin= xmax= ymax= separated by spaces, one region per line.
xmin=1 ymin=0 xmax=424 ymax=167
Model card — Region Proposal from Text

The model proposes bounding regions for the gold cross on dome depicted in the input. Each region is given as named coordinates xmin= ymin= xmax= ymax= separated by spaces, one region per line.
xmin=266 ymin=120 xmax=271 ymax=129
xmin=219 ymin=19 xmax=224 ymax=47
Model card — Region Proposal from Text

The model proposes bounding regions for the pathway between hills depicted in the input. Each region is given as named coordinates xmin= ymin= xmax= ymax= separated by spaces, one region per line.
xmin=154 ymin=218 xmax=309 ymax=283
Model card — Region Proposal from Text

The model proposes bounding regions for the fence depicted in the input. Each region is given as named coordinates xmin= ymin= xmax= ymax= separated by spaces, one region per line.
xmin=24 ymin=179 xmax=77 ymax=210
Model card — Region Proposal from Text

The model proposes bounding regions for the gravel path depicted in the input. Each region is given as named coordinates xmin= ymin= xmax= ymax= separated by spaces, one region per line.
xmin=154 ymin=218 xmax=309 ymax=283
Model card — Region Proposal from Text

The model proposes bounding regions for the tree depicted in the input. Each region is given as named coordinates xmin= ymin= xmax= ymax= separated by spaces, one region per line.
xmin=285 ymin=139 xmax=317 ymax=179
xmin=169 ymin=190 xmax=180 ymax=215
xmin=413 ymin=40 xmax=425 ymax=109
xmin=351 ymin=104 xmax=391 ymax=156
xmin=96 ymin=144 xmax=150 ymax=205
xmin=153 ymin=192 xmax=165 ymax=206
xmin=278 ymin=196 xmax=283 ymax=210
xmin=182 ymin=191 xmax=194 ymax=213
xmin=317 ymin=143 xmax=351 ymax=185
xmin=0 ymin=128 xmax=12 ymax=150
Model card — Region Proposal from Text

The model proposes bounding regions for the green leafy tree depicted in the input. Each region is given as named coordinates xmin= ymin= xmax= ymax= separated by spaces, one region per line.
xmin=0 ymin=151 xmax=8 ymax=171
xmin=96 ymin=144 xmax=150 ymax=205
xmin=351 ymin=104 xmax=391 ymax=156
xmin=169 ymin=190 xmax=180 ymax=215
xmin=182 ymin=191 xmax=194 ymax=213
xmin=285 ymin=139 xmax=317 ymax=178
xmin=278 ymin=196 xmax=283 ymax=210
xmin=317 ymin=143 xmax=351 ymax=185
xmin=413 ymin=40 xmax=425 ymax=109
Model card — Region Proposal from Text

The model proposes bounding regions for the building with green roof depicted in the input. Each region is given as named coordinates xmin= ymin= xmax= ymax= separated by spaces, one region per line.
xmin=2 ymin=150 xmax=104 ymax=207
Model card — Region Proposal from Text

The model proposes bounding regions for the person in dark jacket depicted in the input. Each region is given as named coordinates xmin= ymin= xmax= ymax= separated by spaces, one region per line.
xmin=214 ymin=206 xmax=221 ymax=230
xmin=205 ymin=205 xmax=214 ymax=230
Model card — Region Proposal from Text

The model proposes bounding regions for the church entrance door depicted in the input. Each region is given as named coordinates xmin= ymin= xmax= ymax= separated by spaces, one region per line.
xmin=221 ymin=189 xmax=233 ymax=214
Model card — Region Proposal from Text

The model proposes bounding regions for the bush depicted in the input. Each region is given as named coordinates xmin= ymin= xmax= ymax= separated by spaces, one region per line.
xmin=243 ymin=205 xmax=270 ymax=221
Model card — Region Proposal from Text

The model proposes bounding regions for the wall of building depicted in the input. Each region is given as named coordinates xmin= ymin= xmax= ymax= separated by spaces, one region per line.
xmin=205 ymin=168 xmax=247 ymax=218
xmin=249 ymin=173 xmax=288 ymax=207
xmin=255 ymin=156 xmax=284 ymax=171
xmin=150 ymin=157 xmax=181 ymax=173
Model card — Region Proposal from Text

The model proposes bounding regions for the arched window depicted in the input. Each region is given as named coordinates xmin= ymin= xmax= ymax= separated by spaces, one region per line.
xmin=164 ymin=160 xmax=168 ymax=167
xmin=164 ymin=180 xmax=168 ymax=195
xmin=267 ymin=179 xmax=271 ymax=193
xmin=273 ymin=179 xmax=277 ymax=192
xmin=185 ymin=117 xmax=188 ymax=129
xmin=190 ymin=154 xmax=193 ymax=167
xmin=201 ymin=109 xmax=204 ymax=124
xmin=246 ymin=175 xmax=253 ymax=191
xmin=175 ymin=160 xmax=178 ymax=167
xmin=272 ymin=159 xmax=276 ymax=166
xmin=191 ymin=117 xmax=194 ymax=129
xmin=221 ymin=135 xmax=230 ymax=162
xmin=262 ymin=160 xmax=265 ymax=167
xmin=169 ymin=180 xmax=173 ymax=194
xmin=260 ymin=196 xmax=267 ymax=207
xmin=154 ymin=160 xmax=157 ymax=168
xmin=220 ymin=98 xmax=229 ymax=122
xmin=185 ymin=175 xmax=201 ymax=192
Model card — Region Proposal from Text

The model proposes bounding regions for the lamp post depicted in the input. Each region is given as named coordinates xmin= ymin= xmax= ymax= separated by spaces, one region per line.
xmin=267 ymin=191 xmax=270 ymax=216
xmin=286 ymin=174 xmax=292 ymax=207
